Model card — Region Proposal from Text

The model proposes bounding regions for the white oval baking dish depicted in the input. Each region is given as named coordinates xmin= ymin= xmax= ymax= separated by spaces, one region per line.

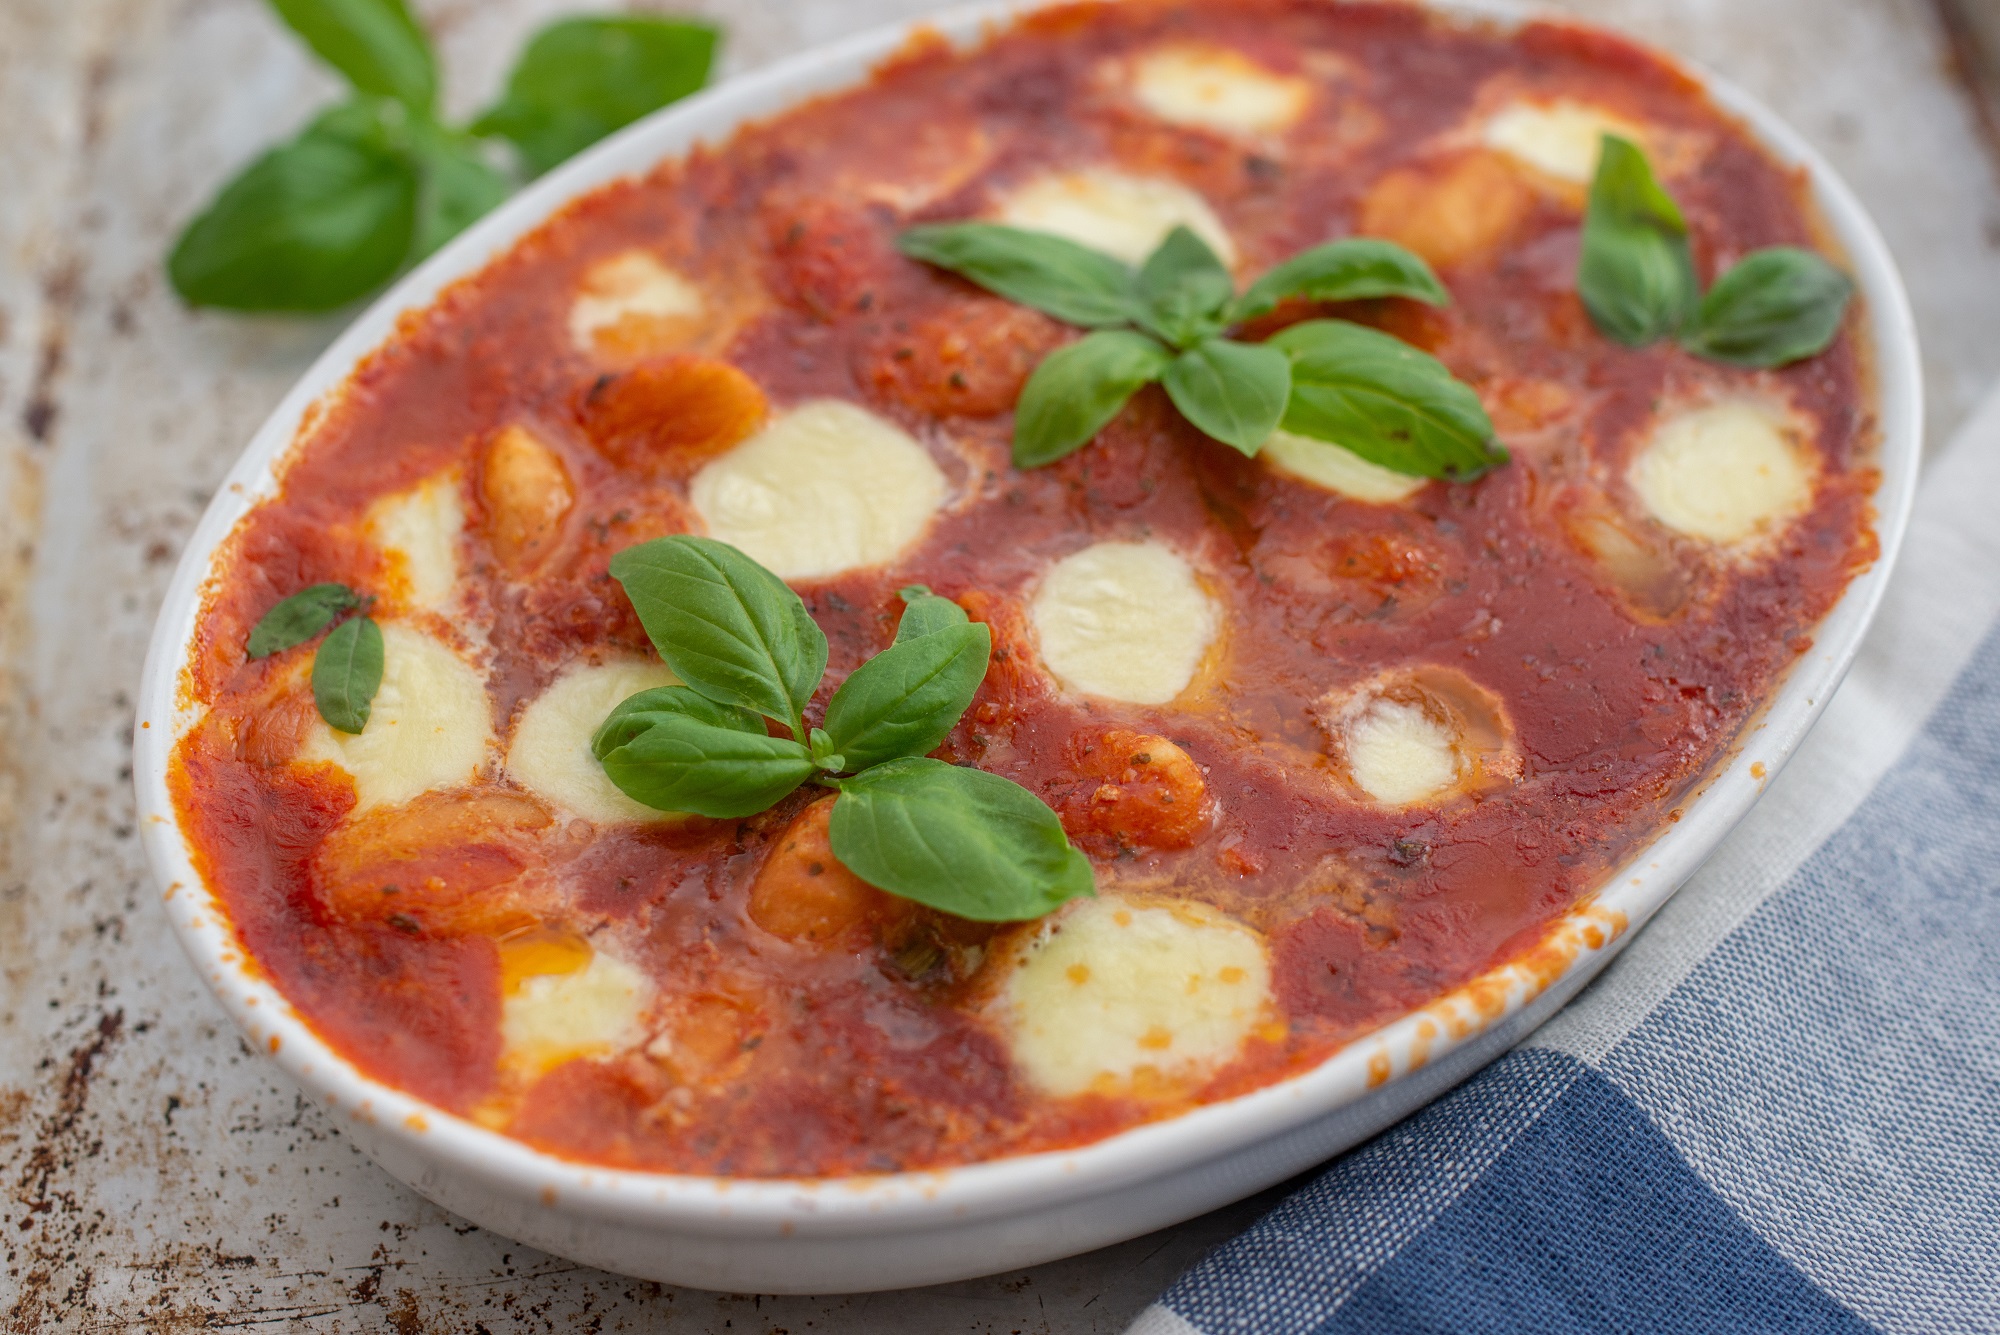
xmin=134 ymin=0 xmax=1921 ymax=1295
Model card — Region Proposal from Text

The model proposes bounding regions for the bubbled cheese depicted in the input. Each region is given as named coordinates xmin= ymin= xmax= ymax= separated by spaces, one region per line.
xmin=1628 ymin=401 xmax=1815 ymax=545
xmin=1482 ymin=100 xmax=1646 ymax=184
xmin=996 ymin=168 xmax=1237 ymax=266
xmin=1030 ymin=541 xmax=1219 ymax=705
xmin=998 ymin=896 xmax=1271 ymax=1097
xmin=688 ymin=399 xmax=947 ymax=581
xmin=364 ymin=472 xmax=464 ymax=614
xmin=506 ymin=659 xmax=683 ymax=824
xmin=1130 ymin=45 xmax=1310 ymax=137
xmin=1263 ymin=428 xmax=1427 ymax=504
xmin=1341 ymin=695 xmax=1459 ymax=805
xmin=301 ymin=622 xmax=493 ymax=813
xmin=500 ymin=942 xmax=650 ymax=1079
xmin=569 ymin=250 xmax=704 ymax=353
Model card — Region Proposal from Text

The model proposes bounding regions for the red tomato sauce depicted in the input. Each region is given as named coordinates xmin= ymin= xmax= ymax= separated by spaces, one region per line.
xmin=172 ymin=0 xmax=1878 ymax=1176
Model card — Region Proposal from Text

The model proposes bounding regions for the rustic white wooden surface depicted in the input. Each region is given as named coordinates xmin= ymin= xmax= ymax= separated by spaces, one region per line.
xmin=4 ymin=0 xmax=1998 ymax=1329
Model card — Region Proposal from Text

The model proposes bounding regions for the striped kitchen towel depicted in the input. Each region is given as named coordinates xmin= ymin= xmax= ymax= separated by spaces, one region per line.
xmin=1130 ymin=387 xmax=2000 ymax=1335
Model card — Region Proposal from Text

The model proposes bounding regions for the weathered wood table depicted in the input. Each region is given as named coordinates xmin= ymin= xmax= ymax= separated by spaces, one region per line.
xmin=5 ymin=0 xmax=1997 ymax=1328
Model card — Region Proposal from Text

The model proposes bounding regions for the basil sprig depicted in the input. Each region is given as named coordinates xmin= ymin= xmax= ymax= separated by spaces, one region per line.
xmin=1577 ymin=135 xmax=1853 ymax=367
xmin=898 ymin=222 xmax=1504 ymax=480
xmin=594 ymin=537 xmax=1093 ymax=922
xmin=244 ymin=582 xmax=382 ymax=735
xmin=169 ymin=1 xmax=717 ymax=313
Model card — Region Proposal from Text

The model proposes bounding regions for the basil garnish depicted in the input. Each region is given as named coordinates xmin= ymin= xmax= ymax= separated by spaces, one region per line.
xmin=167 ymin=2 xmax=717 ymax=312
xmin=246 ymin=583 xmax=364 ymax=659
xmin=311 ymin=614 xmax=384 ymax=735
xmin=471 ymin=17 xmax=719 ymax=177
xmin=1679 ymin=246 xmax=1855 ymax=369
xmin=1161 ymin=336 xmax=1292 ymax=454
xmin=597 ymin=540 xmax=1093 ymax=923
xmin=820 ymin=620 xmax=992 ymax=772
xmin=607 ymin=536 xmax=827 ymax=742
xmin=268 ymin=0 xmax=436 ymax=112
xmin=1271 ymin=320 xmax=1505 ymax=480
xmin=897 ymin=223 xmax=1141 ymax=328
xmin=898 ymin=221 xmax=1503 ymax=481
xmin=1578 ymin=136 xmax=1851 ymax=367
xmin=830 ymin=757 xmax=1095 ymax=922
xmin=1577 ymin=135 xmax=1697 ymax=347
xmin=1014 ymin=330 xmax=1175 ymax=468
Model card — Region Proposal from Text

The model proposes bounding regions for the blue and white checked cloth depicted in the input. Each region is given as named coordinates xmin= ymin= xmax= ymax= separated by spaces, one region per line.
xmin=1132 ymin=390 xmax=2000 ymax=1335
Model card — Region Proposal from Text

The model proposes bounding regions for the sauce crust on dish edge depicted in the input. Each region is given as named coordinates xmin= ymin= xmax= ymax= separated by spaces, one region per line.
xmin=171 ymin=0 xmax=1878 ymax=1177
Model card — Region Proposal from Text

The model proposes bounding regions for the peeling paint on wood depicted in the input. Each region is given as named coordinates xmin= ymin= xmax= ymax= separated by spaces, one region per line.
xmin=3 ymin=0 xmax=2000 ymax=1329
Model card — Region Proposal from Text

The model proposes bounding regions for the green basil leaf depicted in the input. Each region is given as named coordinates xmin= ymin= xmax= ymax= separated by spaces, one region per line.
xmin=1231 ymin=237 xmax=1449 ymax=322
xmin=411 ymin=128 xmax=511 ymax=258
xmin=1135 ymin=225 xmax=1235 ymax=347
xmin=1013 ymin=329 xmax=1172 ymax=468
xmin=472 ymin=16 xmax=718 ymax=176
xmin=597 ymin=713 xmax=814 ymax=818
xmin=311 ymin=614 xmax=383 ymax=735
xmin=268 ymin=0 xmax=436 ymax=111
xmin=168 ymin=99 xmax=418 ymax=312
xmin=808 ymin=727 xmax=846 ymax=773
xmin=1272 ymin=319 xmax=1504 ymax=480
xmin=1577 ymin=134 xmax=1697 ymax=346
xmin=246 ymin=583 xmax=361 ymax=659
xmin=1678 ymin=246 xmax=1853 ymax=368
xmin=898 ymin=223 xmax=1140 ymax=329
xmin=822 ymin=621 xmax=991 ymax=771
xmin=894 ymin=585 xmax=970 ymax=643
xmin=830 ymin=757 xmax=1094 ymax=922
xmin=1161 ymin=337 xmax=1292 ymax=454
xmin=591 ymin=686 xmax=766 ymax=759
xmin=608 ymin=535 xmax=827 ymax=736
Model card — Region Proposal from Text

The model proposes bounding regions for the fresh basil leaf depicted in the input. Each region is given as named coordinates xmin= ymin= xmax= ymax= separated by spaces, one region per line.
xmin=894 ymin=585 xmax=969 ymax=643
xmin=822 ymin=621 xmax=991 ymax=771
xmin=1135 ymin=225 xmax=1235 ymax=347
xmin=1577 ymin=134 xmax=1697 ymax=346
xmin=830 ymin=757 xmax=1094 ymax=921
xmin=1679 ymin=246 xmax=1853 ymax=368
xmin=1272 ymin=319 xmax=1504 ymax=480
xmin=246 ymin=583 xmax=360 ymax=659
xmin=608 ymin=536 xmax=827 ymax=736
xmin=472 ymin=16 xmax=717 ymax=176
xmin=168 ymin=99 xmax=418 ymax=312
xmin=311 ymin=614 xmax=383 ymax=734
xmin=592 ymin=686 xmax=766 ymax=758
xmin=411 ymin=127 xmax=511 ymax=258
xmin=898 ymin=223 xmax=1140 ymax=329
xmin=268 ymin=0 xmax=436 ymax=112
xmin=1013 ymin=329 xmax=1172 ymax=468
xmin=597 ymin=712 xmax=815 ymax=818
xmin=1162 ymin=337 xmax=1292 ymax=454
xmin=808 ymin=727 xmax=846 ymax=773
xmin=1231 ymin=237 xmax=1449 ymax=322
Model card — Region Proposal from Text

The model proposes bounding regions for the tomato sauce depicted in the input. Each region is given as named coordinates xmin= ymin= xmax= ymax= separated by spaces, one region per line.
xmin=171 ymin=0 xmax=1877 ymax=1176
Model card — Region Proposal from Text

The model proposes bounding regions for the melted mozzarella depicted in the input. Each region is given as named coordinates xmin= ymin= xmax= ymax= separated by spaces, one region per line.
xmin=1482 ymin=100 xmax=1646 ymax=184
xmin=1263 ymin=428 xmax=1427 ymax=503
xmin=500 ymin=943 xmax=650 ymax=1078
xmin=301 ymin=622 xmax=493 ymax=813
xmin=1628 ymin=401 xmax=1815 ymax=545
xmin=568 ymin=250 xmax=704 ymax=353
xmin=506 ymin=659 xmax=684 ymax=824
xmin=688 ymin=399 xmax=947 ymax=581
xmin=1130 ymin=45 xmax=1310 ymax=137
xmin=364 ymin=473 xmax=464 ymax=614
xmin=1030 ymin=541 xmax=1219 ymax=705
xmin=1342 ymin=695 xmax=1459 ymax=805
xmin=998 ymin=896 xmax=1271 ymax=1097
xmin=996 ymin=168 xmax=1236 ymax=266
